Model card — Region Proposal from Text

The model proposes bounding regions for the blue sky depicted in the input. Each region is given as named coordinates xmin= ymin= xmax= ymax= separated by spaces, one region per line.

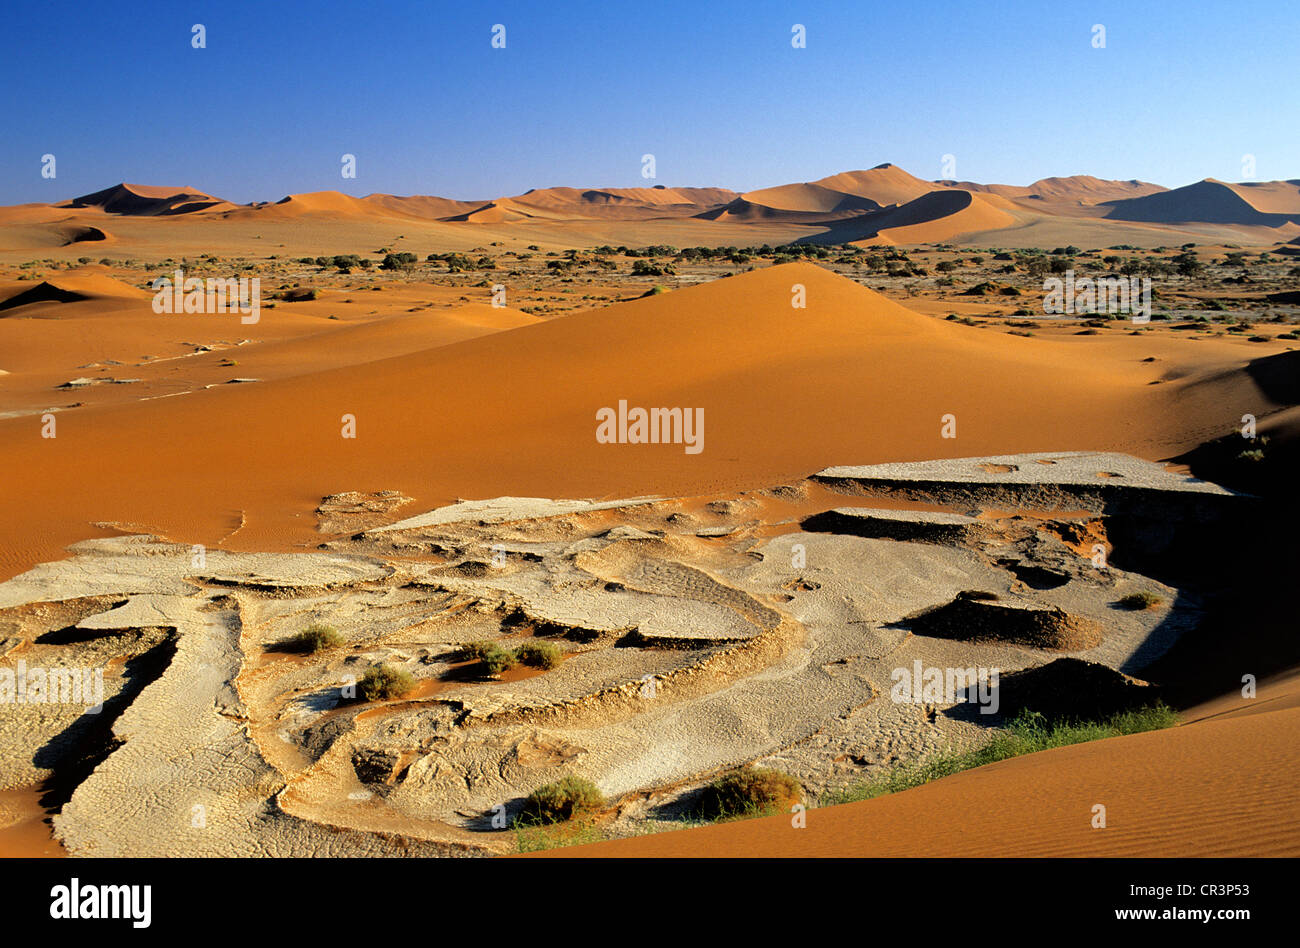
xmin=2 ymin=0 xmax=1295 ymax=204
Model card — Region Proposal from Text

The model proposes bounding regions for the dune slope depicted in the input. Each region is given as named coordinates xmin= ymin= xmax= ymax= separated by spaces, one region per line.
xmin=0 ymin=262 xmax=1288 ymax=579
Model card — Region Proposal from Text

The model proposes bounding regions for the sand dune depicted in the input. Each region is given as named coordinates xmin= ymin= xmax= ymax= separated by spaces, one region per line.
xmin=740 ymin=182 xmax=882 ymax=214
xmin=0 ymin=270 xmax=145 ymax=312
xmin=0 ymin=261 xmax=1285 ymax=581
xmin=1104 ymin=179 xmax=1300 ymax=226
xmin=360 ymin=193 xmax=487 ymax=219
xmin=9 ymin=166 xmax=1299 ymax=250
xmin=810 ymin=163 xmax=939 ymax=206
xmin=63 ymin=183 xmax=234 ymax=216
xmin=811 ymin=189 xmax=1017 ymax=244
xmin=242 ymin=190 xmax=400 ymax=219
xmin=955 ymin=174 xmax=1167 ymax=205
xmin=518 ymin=185 xmax=736 ymax=210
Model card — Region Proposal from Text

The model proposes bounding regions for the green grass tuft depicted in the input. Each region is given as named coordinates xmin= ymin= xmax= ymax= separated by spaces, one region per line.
xmin=819 ymin=705 xmax=1178 ymax=807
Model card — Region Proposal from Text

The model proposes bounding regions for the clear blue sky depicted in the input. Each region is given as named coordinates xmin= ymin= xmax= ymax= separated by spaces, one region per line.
xmin=2 ymin=0 xmax=1295 ymax=205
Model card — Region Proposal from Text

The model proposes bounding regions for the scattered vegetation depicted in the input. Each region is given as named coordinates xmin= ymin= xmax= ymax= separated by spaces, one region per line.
xmin=819 ymin=706 xmax=1179 ymax=806
xmin=281 ymin=623 xmax=343 ymax=653
xmin=696 ymin=767 xmax=802 ymax=821
xmin=357 ymin=664 xmax=415 ymax=701
xmin=1117 ymin=591 xmax=1164 ymax=610
xmin=514 ymin=641 xmax=563 ymax=670
xmin=519 ymin=776 xmax=606 ymax=824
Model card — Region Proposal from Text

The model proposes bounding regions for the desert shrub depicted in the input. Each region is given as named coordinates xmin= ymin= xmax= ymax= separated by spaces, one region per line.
xmin=514 ymin=641 xmax=562 ymax=670
xmin=381 ymin=252 xmax=418 ymax=271
xmin=282 ymin=623 xmax=343 ymax=653
xmin=357 ymin=664 xmax=415 ymax=701
xmin=1118 ymin=591 xmax=1163 ymax=610
xmin=520 ymin=776 xmax=605 ymax=824
xmin=631 ymin=259 xmax=672 ymax=276
xmin=696 ymin=767 xmax=802 ymax=820
xmin=458 ymin=641 xmax=516 ymax=674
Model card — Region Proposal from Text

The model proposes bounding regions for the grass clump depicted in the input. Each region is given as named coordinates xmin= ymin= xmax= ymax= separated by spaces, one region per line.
xmin=1118 ymin=591 xmax=1164 ymax=610
xmin=282 ymin=623 xmax=343 ymax=653
xmin=696 ymin=767 xmax=802 ymax=821
xmin=357 ymin=663 xmax=415 ymax=701
xmin=519 ymin=776 xmax=605 ymax=825
xmin=458 ymin=640 xmax=517 ymax=674
xmin=820 ymin=705 xmax=1178 ymax=807
xmin=458 ymin=639 xmax=562 ymax=672
xmin=514 ymin=641 xmax=563 ymax=669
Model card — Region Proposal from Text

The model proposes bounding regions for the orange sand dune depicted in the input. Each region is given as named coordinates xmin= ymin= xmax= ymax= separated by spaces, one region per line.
xmin=955 ymin=175 xmax=1167 ymax=205
xmin=740 ymin=182 xmax=880 ymax=214
xmin=443 ymin=199 xmax=541 ymax=224
xmin=518 ymin=186 xmax=736 ymax=210
xmin=811 ymin=164 xmax=938 ymax=207
xmin=694 ymin=197 xmax=863 ymax=224
xmin=1221 ymin=179 xmax=1300 ymax=215
xmin=360 ymin=193 xmax=486 ymax=219
xmin=62 ymin=183 xmax=234 ymax=216
xmin=0 ymin=276 xmax=535 ymax=411
xmin=538 ymin=672 xmax=1300 ymax=857
xmin=233 ymin=190 xmax=395 ymax=220
xmin=1105 ymin=179 xmax=1300 ymax=226
xmin=0 ymin=262 xmax=1288 ymax=581
xmin=813 ymin=189 xmax=1017 ymax=244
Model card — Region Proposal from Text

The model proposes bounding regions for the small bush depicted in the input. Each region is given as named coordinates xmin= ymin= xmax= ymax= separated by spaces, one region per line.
xmin=283 ymin=623 xmax=343 ymax=653
xmin=457 ymin=640 xmax=498 ymax=662
xmin=520 ymin=776 xmax=605 ymax=824
xmin=1118 ymin=591 xmax=1163 ymax=610
xmin=357 ymin=664 xmax=415 ymax=701
xmin=457 ymin=641 xmax=517 ymax=674
xmin=515 ymin=641 xmax=563 ymax=670
xmin=697 ymin=767 xmax=801 ymax=820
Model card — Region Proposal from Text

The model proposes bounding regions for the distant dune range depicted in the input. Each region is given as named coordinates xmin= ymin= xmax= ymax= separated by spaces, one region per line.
xmin=4 ymin=164 xmax=1300 ymax=255
xmin=0 ymin=261 xmax=1294 ymax=582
